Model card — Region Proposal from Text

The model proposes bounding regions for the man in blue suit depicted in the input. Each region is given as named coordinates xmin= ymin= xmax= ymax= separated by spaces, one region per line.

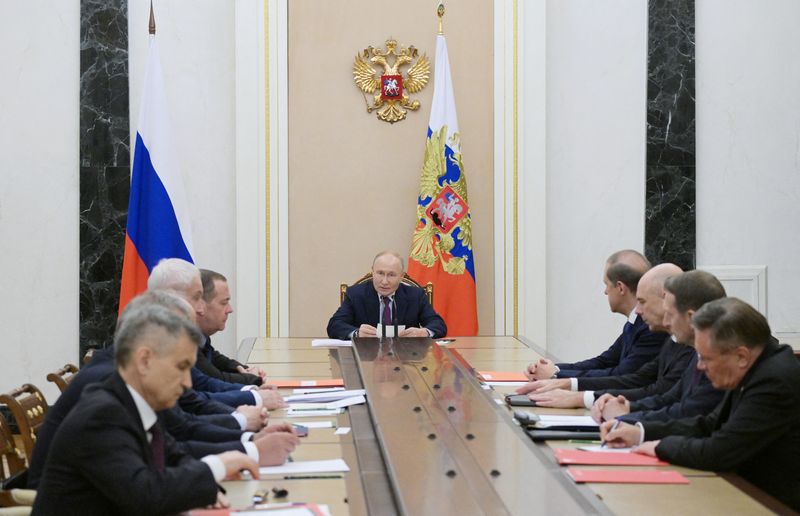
xmin=327 ymin=251 xmax=446 ymax=339
xmin=526 ymin=250 xmax=667 ymax=380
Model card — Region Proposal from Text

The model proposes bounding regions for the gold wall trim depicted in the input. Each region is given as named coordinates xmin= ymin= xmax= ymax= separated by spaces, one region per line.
xmin=264 ymin=1 xmax=271 ymax=336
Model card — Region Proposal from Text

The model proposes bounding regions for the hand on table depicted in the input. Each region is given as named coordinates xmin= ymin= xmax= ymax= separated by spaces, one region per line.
xmin=515 ymin=378 xmax=571 ymax=395
xmin=528 ymin=389 xmax=585 ymax=408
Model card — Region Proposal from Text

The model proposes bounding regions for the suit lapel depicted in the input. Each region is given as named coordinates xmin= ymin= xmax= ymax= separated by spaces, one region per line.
xmin=394 ymin=285 xmax=409 ymax=324
xmin=363 ymin=282 xmax=381 ymax=326
xmin=107 ymin=372 xmax=153 ymax=467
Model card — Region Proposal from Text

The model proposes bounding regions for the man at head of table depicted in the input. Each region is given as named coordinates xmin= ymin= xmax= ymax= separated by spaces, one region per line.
xmin=327 ymin=250 xmax=446 ymax=340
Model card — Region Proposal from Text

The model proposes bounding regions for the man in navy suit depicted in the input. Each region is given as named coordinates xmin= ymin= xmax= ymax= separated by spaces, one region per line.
xmin=526 ymin=250 xmax=667 ymax=380
xmin=327 ymin=251 xmax=446 ymax=339
xmin=33 ymin=303 xmax=260 ymax=515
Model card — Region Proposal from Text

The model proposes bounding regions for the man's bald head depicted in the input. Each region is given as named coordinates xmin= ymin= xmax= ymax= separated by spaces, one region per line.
xmin=634 ymin=263 xmax=682 ymax=332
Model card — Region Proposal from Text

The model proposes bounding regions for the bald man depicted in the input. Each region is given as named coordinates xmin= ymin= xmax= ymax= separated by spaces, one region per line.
xmin=517 ymin=264 xmax=693 ymax=408
xmin=327 ymin=251 xmax=446 ymax=340
xmin=527 ymin=250 xmax=668 ymax=380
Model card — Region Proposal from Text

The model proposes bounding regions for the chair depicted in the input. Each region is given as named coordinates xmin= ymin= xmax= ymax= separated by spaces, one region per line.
xmin=46 ymin=364 xmax=78 ymax=394
xmin=0 ymin=412 xmax=34 ymax=511
xmin=0 ymin=385 xmax=48 ymax=463
xmin=340 ymin=273 xmax=434 ymax=305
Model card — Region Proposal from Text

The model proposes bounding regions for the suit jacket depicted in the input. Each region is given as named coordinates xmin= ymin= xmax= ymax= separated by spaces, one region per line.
xmin=29 ymin=349 xmax=243 ymax=489
xmin=190 ymin=367 xmax=257 ymax=407
xmin=195 ymin=336 xmax=262 ymax=386
xmin=556 ymin=315 xmax=668 ymax=378
xmin=621 ymin=354 xmax=724 ymax=423
xmin=327 ymin=282 xmax=447 ymax=340
xmin=645 ymin=342 xmax=800 ymax=511
xmin=576 ymin=337 xmax=695 ymax=401
xmin=32 ymin=373 xmax=219 ymax=516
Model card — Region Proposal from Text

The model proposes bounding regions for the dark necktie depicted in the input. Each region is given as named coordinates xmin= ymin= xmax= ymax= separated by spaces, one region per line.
xmin=381 ymin=296 xmax=392 ymax=325
xmin=150 ymin=422 xmax=166 ymax=473
xmin=623 ymin=321 xmax=634 ymax=335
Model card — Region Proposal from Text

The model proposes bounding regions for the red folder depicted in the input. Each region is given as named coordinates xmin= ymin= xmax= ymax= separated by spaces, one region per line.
xmin=478 ymin=371 xmax=529 ymax=382
xmin=265 ymin=379 xmax=345 ymax=389
xmin=566 ymin=467 xmax=689 ymax=484
xmin=554 ymin=449 xmax=668 ymax=466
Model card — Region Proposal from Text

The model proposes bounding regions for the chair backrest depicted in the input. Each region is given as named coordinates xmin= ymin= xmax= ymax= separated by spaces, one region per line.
xmin=0 ymin=385 xmax=48 ymax=463
xmin=0 ymin=411 xmax=26 ymax=481
xmin=46 ymin=364 xmax=78 ymax=394
xmin=340 ymin=273 xmax=434 ymax=306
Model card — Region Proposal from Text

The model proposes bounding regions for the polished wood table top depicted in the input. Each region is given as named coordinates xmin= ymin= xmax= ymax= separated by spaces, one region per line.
xmin=225 ymin=336 xmax=776 ymax=515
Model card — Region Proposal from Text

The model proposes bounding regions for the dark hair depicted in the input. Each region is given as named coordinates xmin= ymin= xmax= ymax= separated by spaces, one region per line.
xmin=664 ymin=270 xmax=726 ymax=312
xmin=605 ymin=250 xmax=651 ymax=292
xmin=200 ymin=269 xmax=228 ymax=302
xmin=691 ymin=297 xmax=771 ymax=352
xmin=114 ymin=305 xmax=203 ymax=367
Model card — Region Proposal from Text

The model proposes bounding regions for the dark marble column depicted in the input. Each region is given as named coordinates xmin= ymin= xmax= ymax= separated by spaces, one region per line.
xmin=80 ymin=0 xmax=130 ymax=357
xmin=645 ymin=0 xmax=696 ymax=270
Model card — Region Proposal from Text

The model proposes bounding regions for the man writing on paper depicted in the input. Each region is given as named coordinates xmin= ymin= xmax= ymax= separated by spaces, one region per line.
xmin=33 ymin=304 xmax=260 ymax=515
xmin=327 ymin=250 xmax=447 ymax=339
xmin=601 ymin=298 xmax=800 ymax=511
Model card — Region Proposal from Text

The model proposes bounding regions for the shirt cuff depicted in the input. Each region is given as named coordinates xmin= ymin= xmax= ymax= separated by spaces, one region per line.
xmin=250 ymin=390 xmax=263 ymax=407
xmin=231 ymin=411 xmax=247 ymax=431
xmin=201 ymin=455 xmax=226 ymax=482
xmin=242 ymin=441 xmax=259 ymax=462
xmin=425 ymin=328 xmax=434 ymax=337
xmin=240 ymin=385 xmax=257 ymax=392
xmin=570 ymin=378 xmax=578 ymax=391
xmin=635 ymin=422 xmax=645 ymax=445
xmin=350 ymin=329 xmax=358 ymax=340
xmin=583 ymin=391 xmax=595 ymax=409
xmin=241 ymin=432 xmax=254 ymax=443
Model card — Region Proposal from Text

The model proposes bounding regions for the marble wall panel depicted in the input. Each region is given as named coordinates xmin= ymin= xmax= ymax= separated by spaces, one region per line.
xmin=645 ymin=0 xmax=696 ymax=270
xmin=79 ymin=0 xmax=129 ymax=357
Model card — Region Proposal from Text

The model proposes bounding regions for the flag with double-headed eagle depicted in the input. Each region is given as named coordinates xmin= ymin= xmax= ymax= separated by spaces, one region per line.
xmin=407 ymin=32 xmax=478 ymax=336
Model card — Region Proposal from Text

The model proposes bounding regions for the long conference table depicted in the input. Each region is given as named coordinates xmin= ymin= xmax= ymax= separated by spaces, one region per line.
xmin=220 ymin=336 xmax=785 ymax=515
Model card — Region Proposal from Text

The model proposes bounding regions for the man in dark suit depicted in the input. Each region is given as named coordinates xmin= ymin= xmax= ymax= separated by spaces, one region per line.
xmin=148 ymin=258 xmax=285 ymax=410
xmin=197 ymin=269 xmax=266 ymax=385
xmin=33 ymin=304 xmax=260 ymax=515
xmin=327 ymin=251 xmax=446 ymax=339
xmin=594 ymin=270 xmax=726 ymax=423
xmin=517 ymin=263 xmax=689 ymax=408
xmin=526 ymin=250 xmax=667 ymax=380
xmin=602 ymin=298 xmax=800 ymax=511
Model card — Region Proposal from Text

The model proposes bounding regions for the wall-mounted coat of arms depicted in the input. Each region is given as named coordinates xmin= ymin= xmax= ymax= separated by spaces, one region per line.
xmin=353 ymin=39 xmax=430 ymax=124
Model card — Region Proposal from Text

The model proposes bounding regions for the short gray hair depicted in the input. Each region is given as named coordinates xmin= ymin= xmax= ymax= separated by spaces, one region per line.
xmin=148 ymin=258 xmax=200 ymax=292
xmin=373 ymin=250 xmax=405 ymax=272
xmin=119 ymin=290 xmax=194 ymax=327
xmin=114 ymin=304 xmax=203 ymax=368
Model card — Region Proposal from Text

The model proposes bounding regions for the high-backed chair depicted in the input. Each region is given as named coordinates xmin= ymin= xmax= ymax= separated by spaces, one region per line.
xmin=46 ymin=364 xmax=78 ymax=394
xmin=0 ymin=411 xmax=34 ymax=511
xmin=340 ymin=273 xmax=434 ymax=306
xmin=0 ymin=385 xmax=48 ymax=463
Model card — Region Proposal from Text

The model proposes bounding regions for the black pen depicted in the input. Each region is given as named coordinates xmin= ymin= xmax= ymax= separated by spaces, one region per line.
xmin=601 ymin=419 xmax=620 ymax=448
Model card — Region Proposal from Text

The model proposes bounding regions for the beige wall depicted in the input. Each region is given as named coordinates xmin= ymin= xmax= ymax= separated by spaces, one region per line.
xmin=287 ymin=0 xmax=494 ymax=337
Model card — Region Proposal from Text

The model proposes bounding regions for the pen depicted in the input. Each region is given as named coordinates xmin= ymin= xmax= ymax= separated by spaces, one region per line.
xmin=601 ymin=419 xmax=620 ymax=448
xmin=283 ymin=474 xmax=343 ymax=480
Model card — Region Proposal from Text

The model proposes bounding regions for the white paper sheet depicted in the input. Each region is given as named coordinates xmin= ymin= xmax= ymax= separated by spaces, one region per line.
xmin=295 ymin=421 xmax=335 ymax=429
xmin=533 ymin=415 xmax=599 ymax=428
xmin=285 ymin=409 xmax=343 ymax=417
xmin=259 ymin=458 xmax=350 ymax=476
xmin=578 ymin=445 xmax=635 ymax=453
xmin=311 ymin=339 xmax=352 ymax=347
xmin=286 ymin=389 xmax=366 ymax=403
xmin=292 ymin=387 xmax=345 ymax=395
xmin=334 ymin=427 xmax=351 ymax=435
xmin=374 ymin=323 xmax=405 ymax=337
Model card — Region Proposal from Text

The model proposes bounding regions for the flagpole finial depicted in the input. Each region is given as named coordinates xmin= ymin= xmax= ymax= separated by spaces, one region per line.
xmin=437 ymin=3 xmax=445 ymax=35
xmin=149 ymin=1 xmax=156 ymax=35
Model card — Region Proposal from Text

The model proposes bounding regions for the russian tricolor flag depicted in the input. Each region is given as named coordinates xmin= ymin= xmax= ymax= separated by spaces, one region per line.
xmin=119 ymin=36 xmax=194 ymax=313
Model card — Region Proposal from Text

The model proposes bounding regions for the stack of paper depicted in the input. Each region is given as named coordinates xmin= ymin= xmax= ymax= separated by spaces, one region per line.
xmin=265 ymin=379 xmax=345 ymax=389
xmin=286 ymin=389 xmax=367 ymax=417
xmin=566 ymin=468 xmax=689 ymax=484
xmin=554 ymin=449 xmax=668 ymax=466
xmin=311 ymin=339 xmax=352 ymax=347
xmin=260 ymin=458 xmax=350 ymax=476
xmin=533 ymin=415 xmax=599 ymax=430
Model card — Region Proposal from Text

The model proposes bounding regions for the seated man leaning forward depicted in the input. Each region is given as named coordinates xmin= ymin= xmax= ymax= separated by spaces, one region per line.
xmin=526 ymin=249 xmax=667 ymax=380
xmin=327 ymin=250 xmax=447 ymax=339
xmin=32 ymin=304 xmax=259 ymax=516
xmin=600 ymin=298 xmax=800 ymax=512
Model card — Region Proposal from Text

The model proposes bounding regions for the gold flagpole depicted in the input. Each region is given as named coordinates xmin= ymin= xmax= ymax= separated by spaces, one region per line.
xmin=437 ymin=3 xmax=444 ymax=35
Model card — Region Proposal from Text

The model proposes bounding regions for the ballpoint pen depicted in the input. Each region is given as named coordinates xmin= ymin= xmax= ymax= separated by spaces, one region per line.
xmin=601 ymin=419 xmax=620 ymax=448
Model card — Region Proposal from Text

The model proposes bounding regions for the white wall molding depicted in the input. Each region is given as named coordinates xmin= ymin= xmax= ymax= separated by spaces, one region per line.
xmin=698 ymin=265 xmax=768 ymax=315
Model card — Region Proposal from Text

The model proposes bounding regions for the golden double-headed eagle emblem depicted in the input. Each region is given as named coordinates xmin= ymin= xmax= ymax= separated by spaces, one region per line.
xmin=353 ymin=39 xmax=430 ymax=124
